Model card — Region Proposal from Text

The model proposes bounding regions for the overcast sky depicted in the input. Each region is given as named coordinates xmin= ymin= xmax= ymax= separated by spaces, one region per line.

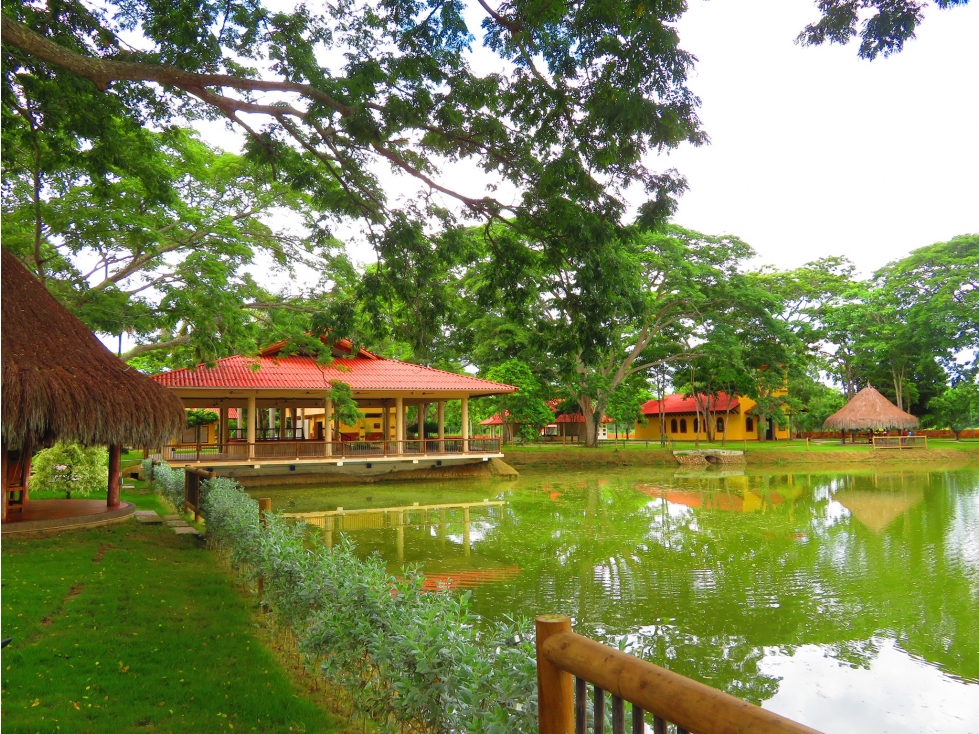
xmin=658 ymin=0 xmax=979 ymax=276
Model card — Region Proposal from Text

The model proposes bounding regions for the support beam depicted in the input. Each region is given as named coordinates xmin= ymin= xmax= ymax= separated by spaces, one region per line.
xmin=107 ymin=444 xmax=121 ymax=508
xmin=268 ymin=408 xmax=275 ymax=438
xmin=418 ymin=402 xmax=426 ymax=450
xmin=437 ymin=401 xmax=445 ymax=452
xmin=325 ymin=395 xmax=334 ymax=456
xmin=396 ymin=396 xmax=404 ymax=454
xmin=382 ymin=400 xmax=390 ymax=452
xmin=219 ymin=407 xmax=228 ymax=448
xmin=247 ymin=394 xmax=257 ymax=458
xmin=461 ymin=395 xmax=469 ymax=452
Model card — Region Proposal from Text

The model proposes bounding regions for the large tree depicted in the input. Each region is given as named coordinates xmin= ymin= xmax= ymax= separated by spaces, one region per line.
xmin=3 ymin=0 xmax=966 ymax=356
xmin=1 ymin=124 xmax=328 ymax=367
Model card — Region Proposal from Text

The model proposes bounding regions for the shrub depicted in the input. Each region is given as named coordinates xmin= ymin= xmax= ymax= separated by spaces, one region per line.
xmin=202 ymin=484 xmax=539 ymax=733
xmin=151 ymin=461 xmax=185 ymax=510
xmin=31 ymin=442 xmax=108 ymax=497
xmin=141 ymin=457 xmax=155 ymax=481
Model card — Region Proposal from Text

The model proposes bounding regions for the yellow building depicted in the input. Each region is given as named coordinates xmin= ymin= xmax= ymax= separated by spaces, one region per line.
xmin=633 ymin=392 xmax=790 ymax=442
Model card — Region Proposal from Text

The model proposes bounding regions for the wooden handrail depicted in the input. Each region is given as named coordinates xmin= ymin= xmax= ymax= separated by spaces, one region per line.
xmin=537 ymin=616 xmax=821 ymax=734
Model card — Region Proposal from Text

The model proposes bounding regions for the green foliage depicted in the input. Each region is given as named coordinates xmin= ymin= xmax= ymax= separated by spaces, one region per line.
xmin=483 ymin=360 xmax=554 ymax=442
xmin=30 ymin=442 xmax=108 ymax=497
xmin=928 ymin=379 xmax=979 ymax=439
xmin=327 ymin=381 xmax=364 ymax=429
xmin=151 ymin=461 xmax=185 ymax=510
xmin=203 ymin=484 xmax=539 ymax=733
xmin=1 ymin=121 xmax=328 ymax=367
xmin=185 ymin=409 xmax=218 ymax=427
xmin=797 ymin=0 xmax=970 ymax=59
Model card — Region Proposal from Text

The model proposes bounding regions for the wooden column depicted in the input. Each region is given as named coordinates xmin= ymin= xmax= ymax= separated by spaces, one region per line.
xmin=395 ymin=396 xmax=404 ymax=454
xmin=437 ymin=401 xmax=445 ymax=452
xmin=107 ymin=444 xmax=122 ymax=508
xmin=536 ymin=614 xmax=574 ymax=734
xmin=325 ymin=396 xmax=334 ymax=456
xmin=299 ymin=407 xmax=306 ymax=439
xmin=247 ymin=394 xmax=257 ymax=458
xmin=418 ymin=402 xmax=426 ymax=449
xmin=382 ymin=400 xmax=390 ymax=452
xmin=219 ymin=407 xmax=227 ymax=448
xmin=461 ymin=395 xmax=469 ymax=452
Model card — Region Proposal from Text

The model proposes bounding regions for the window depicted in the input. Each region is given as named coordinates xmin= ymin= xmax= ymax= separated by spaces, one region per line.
xmin=693 ymin=418 xmax=699 ymax=433
xmin=717 ymin=417 xmax=725 ymax=432
xmin=670 ymin=418 xmax=678 ymax=433
xmin=746 ymin=417 xmax=754 ymax=432
xmin=680 ymin=418 xmax=687 ymax=433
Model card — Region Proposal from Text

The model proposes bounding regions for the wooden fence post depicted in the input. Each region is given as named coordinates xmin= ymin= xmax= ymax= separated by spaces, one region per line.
xmin=536 ymin=614 xmax=574 ymax=734
xmin=258 ymin=497 xmax=272 ymax=601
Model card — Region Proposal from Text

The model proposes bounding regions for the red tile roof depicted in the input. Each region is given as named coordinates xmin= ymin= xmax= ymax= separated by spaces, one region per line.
xmin=640 ymin=392 xmax=740 ymax=416
xmin=152 ymin=354 xmax=515 ymax=394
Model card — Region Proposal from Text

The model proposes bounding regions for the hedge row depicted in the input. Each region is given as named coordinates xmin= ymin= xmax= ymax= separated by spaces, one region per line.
xmin=201 ymin=483 xmax=539 ymax=734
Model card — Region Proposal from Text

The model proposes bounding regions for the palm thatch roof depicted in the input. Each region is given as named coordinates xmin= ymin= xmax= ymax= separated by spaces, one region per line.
xmin=823 ymin=385 xmax=919 ymax=431
xmin=2 ymin=248 xmax=185 ymax=449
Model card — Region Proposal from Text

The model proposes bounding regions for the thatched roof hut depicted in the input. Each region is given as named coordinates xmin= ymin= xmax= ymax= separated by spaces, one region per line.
xmin=1 ymin=248 xmax=185 ymax=450
xmin=823 ymin=385 xmax=919 ymax=432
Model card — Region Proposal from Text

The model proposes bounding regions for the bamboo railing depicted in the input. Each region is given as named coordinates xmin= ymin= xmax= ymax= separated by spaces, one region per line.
xmin=536 ymin=615 xmax=821 ymax=734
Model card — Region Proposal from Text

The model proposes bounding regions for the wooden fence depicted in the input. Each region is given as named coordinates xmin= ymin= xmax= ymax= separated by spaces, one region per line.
xmin=872 ymin=435 xmax=928 ymax=450
xmin=536 ymin=615 xmax=820 ymax=734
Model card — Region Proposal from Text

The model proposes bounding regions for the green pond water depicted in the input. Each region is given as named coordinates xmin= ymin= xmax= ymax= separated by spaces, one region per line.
xmin=250 ymin=465 xmax=979 ymax=733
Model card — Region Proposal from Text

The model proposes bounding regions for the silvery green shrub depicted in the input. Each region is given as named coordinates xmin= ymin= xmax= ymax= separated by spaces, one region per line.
xmin=140 ymin=457 xmax=154 ymax=481
xmin=202 ymin=484 xmax=539 ymax=734
xmin=151 ymin=461 xmax=185 ymax=510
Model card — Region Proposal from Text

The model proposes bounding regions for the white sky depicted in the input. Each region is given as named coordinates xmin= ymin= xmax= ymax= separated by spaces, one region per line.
xmin=663 ymin=0 xmax=979 ymax=277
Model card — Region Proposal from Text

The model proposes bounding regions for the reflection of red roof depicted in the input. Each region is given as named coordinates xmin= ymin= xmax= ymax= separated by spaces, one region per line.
xmin=153 ymin=346 xmax=515 ymax=394
xmin=640 ymin=392 xmax=740 ymax=416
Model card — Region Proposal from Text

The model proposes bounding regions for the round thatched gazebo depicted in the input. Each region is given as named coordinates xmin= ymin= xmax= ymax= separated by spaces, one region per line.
xmin=823 ymin=385 xmax=919 ymax=442
xmin=2 ymin=247 xmax=185 ymax=522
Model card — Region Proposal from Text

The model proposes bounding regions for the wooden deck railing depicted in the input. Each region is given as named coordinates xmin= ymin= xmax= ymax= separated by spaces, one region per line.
xmin=872 ymin=435 xmax=927 ymax=450
xmin=163 ymin=437 xmax=503 ymax=463
xmin=536 ymin=615 xmax=821 ymax=734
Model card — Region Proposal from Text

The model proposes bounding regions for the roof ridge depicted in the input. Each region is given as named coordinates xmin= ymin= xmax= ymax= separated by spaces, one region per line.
xmin=382 ymin=358 xmax=516 ymax=390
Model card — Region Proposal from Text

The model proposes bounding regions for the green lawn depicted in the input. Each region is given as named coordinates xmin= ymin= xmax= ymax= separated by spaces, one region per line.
xmin=498 ymin=437 xmax=979 ymax=453
xmin=1 ymin=512 xmax=342 ymax=733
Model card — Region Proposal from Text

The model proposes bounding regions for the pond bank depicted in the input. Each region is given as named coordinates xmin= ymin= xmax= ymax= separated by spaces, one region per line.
xmin=502 ymin=446 xmax=979 ymax=469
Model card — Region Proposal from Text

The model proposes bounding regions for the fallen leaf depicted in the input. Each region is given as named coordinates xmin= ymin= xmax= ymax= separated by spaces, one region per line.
xmin=32 ymin=699 xmax=40 ymax=707
xmin=73 ymin=701 xmax=80 ymax=710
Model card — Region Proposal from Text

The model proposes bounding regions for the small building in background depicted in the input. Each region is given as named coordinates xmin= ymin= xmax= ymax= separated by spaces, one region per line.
xmin=633 ymin=392 xmax=791 ymax=442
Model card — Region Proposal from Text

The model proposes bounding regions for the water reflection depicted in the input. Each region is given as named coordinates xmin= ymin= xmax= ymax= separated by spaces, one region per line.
xmin=254 ymin=465 xmax=979 ymax=730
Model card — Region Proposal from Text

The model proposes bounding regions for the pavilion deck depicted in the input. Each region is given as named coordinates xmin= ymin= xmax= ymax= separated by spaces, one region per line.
xmin=156 ymin=437 xmax=503 ymax=466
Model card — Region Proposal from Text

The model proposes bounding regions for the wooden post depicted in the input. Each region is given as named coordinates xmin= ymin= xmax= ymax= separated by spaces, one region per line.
xmin=107 ymin=444 xmax=122 ymax=508
xmin=258 ymin=497 xmax=272 ymax=601
xmin=461 ymin=395 xmax=469 ymax=453
xmin=536 ymin=614 xmax=574 ymax=734
xmin=247 ymin=394 xmax=257 ymax=458
xmin=325 ymin=395 xmax=334 ymax=456
xmin=418 ymin=402 xmax=426 ymax=451
xmin=382 ymin=400 xmax=390 ymax=454
xmin=396 ymin=396 xmax=404 ymax=454
xmin=437 ymin=400 xmax=445 ymax=453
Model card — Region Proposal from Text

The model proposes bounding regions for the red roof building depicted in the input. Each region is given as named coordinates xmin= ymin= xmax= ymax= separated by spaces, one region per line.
xmin=150 ymin=338 xmax=515 ymax=456
xmin=640 ymin=393 xmax=740 ymax=416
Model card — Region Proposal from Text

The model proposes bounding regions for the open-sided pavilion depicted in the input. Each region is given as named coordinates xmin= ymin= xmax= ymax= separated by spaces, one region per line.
xmin=149 ymin=339 xmax=516 ymax=481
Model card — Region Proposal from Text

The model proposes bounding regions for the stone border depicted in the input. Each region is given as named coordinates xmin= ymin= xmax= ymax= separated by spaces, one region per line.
xmin=1 ymin=502 xmax=136 ymax=536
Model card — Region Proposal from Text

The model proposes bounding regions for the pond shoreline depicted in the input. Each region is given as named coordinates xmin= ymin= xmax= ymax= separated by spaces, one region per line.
xmin=502 ymin=446 xmax=979 ymax=469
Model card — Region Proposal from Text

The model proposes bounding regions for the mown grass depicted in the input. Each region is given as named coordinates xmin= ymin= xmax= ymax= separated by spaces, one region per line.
xmin=1 ymin=517 xmax=342 ymax=733
xmin=499 ymin=437 xmax=979 ymax=453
